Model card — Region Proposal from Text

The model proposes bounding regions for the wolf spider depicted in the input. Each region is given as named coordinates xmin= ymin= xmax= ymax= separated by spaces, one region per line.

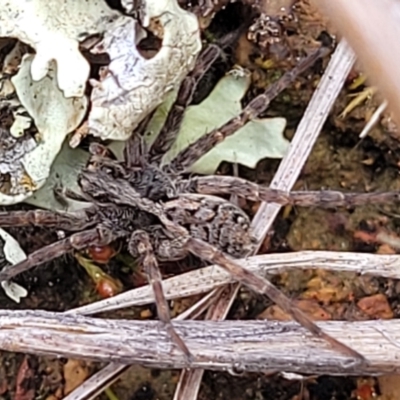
xmin=0 ymin=43 xmax=382 ymax=364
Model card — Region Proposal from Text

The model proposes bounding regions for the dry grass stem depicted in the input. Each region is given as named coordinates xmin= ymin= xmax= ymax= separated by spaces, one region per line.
xmin=2 ymin=310 xmax=400 ymax=375
xmin=68 ymin=251 xmax=400 ymax=316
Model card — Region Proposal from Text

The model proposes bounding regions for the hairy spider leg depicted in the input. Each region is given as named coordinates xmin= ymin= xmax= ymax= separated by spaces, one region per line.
xmin=148 ymin=44 xmax=221 ymax=164
xmin=80 ymin=169 xmax=193 ymax=359
xmin=0 ymin=229 xmax=102 ymax=281
xmin=129 ymin=230 xmax=193 ymax=361
xmin=80 ymin=171 xmax=187 ymax=237
xmin=0 ymin=209 xmax=95 ymax=231
xmin=124 ymin=112 xmax=155 ymax=167
xmin=168 ymin=46 xmax=330 ymax=173
xmin=180 ymin=175 xmax=400 ymax=208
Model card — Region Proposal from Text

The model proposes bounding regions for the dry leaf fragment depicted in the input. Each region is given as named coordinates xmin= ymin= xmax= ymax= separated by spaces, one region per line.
xmin=258 ymin=299 xmax=331 ymax=321
xmin=88 ymin=0 xmax=201 ymax=141
xmin=0 ymin=123 xmax=37 ymax=205
xmin=63 ymin=359 xmax=90 ymax=395
xmin=357 ymin=293 xmax=394 ymax=319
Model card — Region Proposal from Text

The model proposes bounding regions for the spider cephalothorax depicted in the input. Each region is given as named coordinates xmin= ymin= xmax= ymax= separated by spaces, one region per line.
xmin=80 ymin=151 xmax=256 ymax=258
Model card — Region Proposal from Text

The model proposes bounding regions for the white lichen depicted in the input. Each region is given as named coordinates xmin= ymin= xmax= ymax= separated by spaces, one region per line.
xmin=0 ymin=0 xmax=121 ymax=97
xmin=0 ymin=54 xmax=88 ymax=205
xmin=0 ymin=228 xmax=28 ymax=303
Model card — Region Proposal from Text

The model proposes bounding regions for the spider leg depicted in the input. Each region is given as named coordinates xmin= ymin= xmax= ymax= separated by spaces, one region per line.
xmin=181 ymin=175 xmax=400 ymax=207
xmin=148 ymin=44 xmax=220 ymax=164
xmin=0 ymin=228 xmax=102 ymax=281
xmin=129 ymin=230 xmax=193 ymax=362
xmin=0 ymin=209 xmax=96 ymax=231
xmin=124 ymin=112 xmax=155 ymax=167
xmin=168 ymin=46 xmax=330 ymax=173
xmin=186 ymin=237 xmax=366 ymax=363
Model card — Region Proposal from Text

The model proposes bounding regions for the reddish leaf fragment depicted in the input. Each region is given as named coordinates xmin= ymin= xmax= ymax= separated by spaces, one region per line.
xmin=357 ymin=294 xmax=394 ymax=319
xmin=258 ymin=299 xmax=332 ymax=321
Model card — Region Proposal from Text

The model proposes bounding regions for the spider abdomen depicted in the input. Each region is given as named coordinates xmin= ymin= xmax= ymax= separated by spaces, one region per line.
xmin=164 ymin=194 xmax=255 ymax=258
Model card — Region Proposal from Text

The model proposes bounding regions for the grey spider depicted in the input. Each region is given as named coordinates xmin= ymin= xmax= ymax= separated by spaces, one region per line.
xmin=0 ymin=44 xmax=377 ymax=363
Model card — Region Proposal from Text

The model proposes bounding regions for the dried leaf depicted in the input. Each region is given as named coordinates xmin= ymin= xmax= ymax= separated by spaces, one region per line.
xmin=88 ymin=0 xmax=201 ymax=141
xmin=0 ymin=228 xmax=28 ymax=303
xmin=0 ymin=125 xmax=37 ymax=205
xmin=10 ymin=114 xmax=32 ymax=138
xmin=258 ymin=299 xmax=331 ymax=321
xmin=357 ymin=294 xmax=394 ymax=319
xmin=190 ymin=118 xmax=288 ymax=174
xmin=63 ymin=359 xmax=90 ymax=395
